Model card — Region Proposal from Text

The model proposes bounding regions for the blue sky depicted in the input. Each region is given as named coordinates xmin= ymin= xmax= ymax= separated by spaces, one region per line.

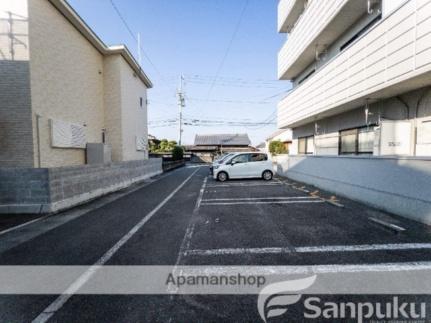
xmin=68 ymin=0 xmax=290 ymax=145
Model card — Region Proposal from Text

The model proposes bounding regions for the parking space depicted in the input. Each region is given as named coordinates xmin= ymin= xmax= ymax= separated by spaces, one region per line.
xmin=1 ymin=166 xmax=431 ymax=322
xmin=179 ymin=174 xmax=431 ymax=267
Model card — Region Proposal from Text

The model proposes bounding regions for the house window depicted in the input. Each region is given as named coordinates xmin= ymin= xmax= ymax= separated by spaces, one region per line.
xmin=139 ymin=97 xmax=143 ymax=108
xmin=339 ymin=127 xmax=374 ymax=155
xmin=298 ymin=136 xmax=314 ymax=155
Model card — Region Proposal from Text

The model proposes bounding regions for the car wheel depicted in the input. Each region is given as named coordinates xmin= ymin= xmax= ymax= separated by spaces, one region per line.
xmin=217 ymin=172 xmax=228 ymax=182
xmin=262 ymin=170 xmax=273 ymax=181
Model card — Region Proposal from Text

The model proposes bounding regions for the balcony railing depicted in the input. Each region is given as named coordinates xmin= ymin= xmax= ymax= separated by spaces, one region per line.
xmin=278 ymin=0 xmax=431 ymax=128
xmin=278 ymin=0 xmax=350 ymax=79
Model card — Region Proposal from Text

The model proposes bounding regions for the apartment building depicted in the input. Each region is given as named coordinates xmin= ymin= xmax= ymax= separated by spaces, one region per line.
xmin=276 ymin=0 xmax=431 ymax=224
xmin=278 ymin=0 xmax=431 ymax=157
xmin=0 ymin=0 xmax=152 ymax=168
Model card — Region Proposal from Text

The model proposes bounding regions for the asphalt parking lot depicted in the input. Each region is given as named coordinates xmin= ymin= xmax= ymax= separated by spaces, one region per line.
xmin=181 ymin=174 xmax=431 ymax=267
xmin=0 ymin=165 xmax=430 ymax=322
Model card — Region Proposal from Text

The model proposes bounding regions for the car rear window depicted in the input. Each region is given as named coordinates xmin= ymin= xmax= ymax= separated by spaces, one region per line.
xmin=250 ymin=154 xmax=267 ymax=162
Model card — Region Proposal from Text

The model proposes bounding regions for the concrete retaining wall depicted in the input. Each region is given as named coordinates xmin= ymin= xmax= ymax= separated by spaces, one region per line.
xmin=0 ymin=158 xmax=162 ymax=214
xmin=274 ymin=155 xmax=431 ymax=225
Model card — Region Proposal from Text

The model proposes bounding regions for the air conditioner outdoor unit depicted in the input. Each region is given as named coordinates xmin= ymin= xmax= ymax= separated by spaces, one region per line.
xmin=86 ymin=143 xmax=112 ymax=164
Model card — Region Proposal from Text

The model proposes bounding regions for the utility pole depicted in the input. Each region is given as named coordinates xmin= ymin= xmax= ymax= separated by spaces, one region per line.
xmin=177 ymin=75 xmax=185 ymax=146
xmin=7 ymin=12 xmax=15 ymax=60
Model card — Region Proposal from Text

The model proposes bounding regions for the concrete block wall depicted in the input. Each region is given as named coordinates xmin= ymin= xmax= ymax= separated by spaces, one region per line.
xmin=0 ymin=61 xmax=34 ymax=167
xmin=0 ymin=158 xmax=162 ymax=214
xmin=162 ymin=160 xmax=185 ymax=172
xmin=0 ymin=168 xmax=49 ymax=213
xmin=275 ymin=155 xmax=431 ymax=225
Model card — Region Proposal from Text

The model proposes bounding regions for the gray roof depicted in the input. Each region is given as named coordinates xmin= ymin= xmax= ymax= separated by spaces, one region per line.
xmin=194 ymin=134 xmax=251 ymax=146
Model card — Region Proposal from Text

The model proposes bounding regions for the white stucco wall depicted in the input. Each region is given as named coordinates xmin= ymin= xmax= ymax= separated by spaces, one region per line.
xmin=119 ymin=57 xmax=148 ymax=161
xmin=382 ymin=0 xmax=409 ymax=17
xmin=290 ymin=87 xmax=431 ymax=157
xmin=275 ymin=155 xmax=431 ymax=225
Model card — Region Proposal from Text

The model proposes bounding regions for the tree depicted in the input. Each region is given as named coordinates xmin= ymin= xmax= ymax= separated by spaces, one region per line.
xmin=172 ymin=146 xmax=184 ymax=161
xmin=154 ymin=139 xmax=175 ymax=152
xmin=168 ymin=141 xmax=177 ymax=150
xmin=149 ymin=139 xmax=179 ymax=153
xmin=269 ymin=140 xmax=288 ymax=155
xmin=149 ymin=141 xmax=158 ymax=153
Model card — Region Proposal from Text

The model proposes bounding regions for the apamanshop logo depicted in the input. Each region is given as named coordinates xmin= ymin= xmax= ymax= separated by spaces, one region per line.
xmin=257 ymin=275 xmax=317 ymax=322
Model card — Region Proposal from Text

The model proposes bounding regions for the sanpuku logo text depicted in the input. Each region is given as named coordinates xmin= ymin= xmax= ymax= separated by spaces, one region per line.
xmin=303 ymin=297 xmax=426 ymax=323
xmin=257 ymin=276 xmax=427 ymax=322
xmin=257 ymin=275 xmax=317 ymax=322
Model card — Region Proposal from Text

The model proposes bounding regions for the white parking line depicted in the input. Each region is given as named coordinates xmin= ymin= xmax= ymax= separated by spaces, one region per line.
xmin=31 ymin=167 xmax=201 ymax=323
xmin=186 ymin=247 xmax=292 ymax=256
xmin=206 ymin=183 xmax=282 ymax=188
xmin=202 ymin=196 xmax=318 ymax=202
xmin=201 ymin=200 xmax=325 ymax=206
xmin=185 ymin=243 xmax=431 ymax=257
xmin=173 ymin=176 xmax=208 ymax=267
xmin=369 ymin=217 xmax=406 ymax=232
xmin=295 ymin=243 xmax=431 ymax=253
xmin=194 ymin=261 xmax=431 ymax=275
xmin=168 ymin=176 xmax=208 ymax=298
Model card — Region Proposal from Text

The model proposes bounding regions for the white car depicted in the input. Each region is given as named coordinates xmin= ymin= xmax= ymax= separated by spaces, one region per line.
xmin=213 ymin=152 xmax=273 ymax=182
xmin=210 ymin=153 xmax=235 ymax=175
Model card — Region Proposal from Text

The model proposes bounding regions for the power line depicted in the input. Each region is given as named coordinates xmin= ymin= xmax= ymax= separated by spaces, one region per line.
xmin=187 ymin=97 xmax=274 ymax=105
xmin=261 ymin=88 xmax=293 ymax=101
xmin=186 ymin=80 xmax=283 ymax=89
xmin=149 ymin=116 xmax=276 ymax=128
xmin=205 ymin=0 xmax=250 ymax=101
xmin=108 ymin=0 xmax=167 ymax=84
xmin=185 ymin=75 xmax=283 ymax=85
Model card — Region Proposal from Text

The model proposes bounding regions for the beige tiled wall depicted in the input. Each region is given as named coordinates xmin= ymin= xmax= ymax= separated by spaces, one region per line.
xmin=0 ymin=0 xmax=149 ymax=168
xmin=103 ymin=55 xmax=124 ymax=162
xmin=28 ymin=0 xmax=105 ymax=167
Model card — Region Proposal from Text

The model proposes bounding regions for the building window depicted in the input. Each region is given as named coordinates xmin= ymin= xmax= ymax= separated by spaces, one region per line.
xmin=298 ymin=69 xmax=315 ymax=85
xmin=139 ymin=97 xmax=144 ymax=108
xmin=298 ymin=136 xmax=314 ymax=155
xmin=339 ymin=127 xmax=374 ymax=155
xmin=339 ymin=15 xmax=382 ymax=52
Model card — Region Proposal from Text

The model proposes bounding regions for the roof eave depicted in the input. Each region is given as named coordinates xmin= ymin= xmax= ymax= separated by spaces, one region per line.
xmin=48 ymin=0 xmax=153 ymax=88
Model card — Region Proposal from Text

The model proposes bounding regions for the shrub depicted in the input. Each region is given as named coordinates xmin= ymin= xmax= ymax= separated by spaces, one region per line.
xmin=172 ymin=146 xmax=184 ymax=161
xmin=269 ymin=140 xmax=288 ymax=155
xmin=150 ymin=139 xmax=177 ymax=153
